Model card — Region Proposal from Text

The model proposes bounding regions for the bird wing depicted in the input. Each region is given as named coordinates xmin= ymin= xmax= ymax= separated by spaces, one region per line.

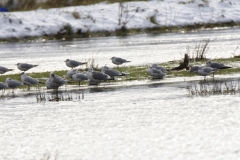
xmin=24 ymin=76 xmax=39 ymax=85
xmin=92 ymin=72 xmax=109 ymax=80
xmin=103 ymin=69 xmax=120 ymax=76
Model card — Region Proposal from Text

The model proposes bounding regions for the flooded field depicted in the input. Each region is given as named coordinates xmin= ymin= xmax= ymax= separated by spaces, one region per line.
xmin=1 ymin=78 xmax=240 ymax=160
xmin=1 ymin=28 xmax=240 ymax=160
xmin=1 ymin=28 xmax=240 ymax=74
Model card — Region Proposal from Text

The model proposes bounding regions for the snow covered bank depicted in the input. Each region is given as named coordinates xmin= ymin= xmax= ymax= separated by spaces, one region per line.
xmin=0 ymin=0 xmax=240 ymax=39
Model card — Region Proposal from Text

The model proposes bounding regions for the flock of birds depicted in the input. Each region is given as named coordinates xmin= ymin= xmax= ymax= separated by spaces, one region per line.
xmin=0 ymin=56 xmax=232 ymax=93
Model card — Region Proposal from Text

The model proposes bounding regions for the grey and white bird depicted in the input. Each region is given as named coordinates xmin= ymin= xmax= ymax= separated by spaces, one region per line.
xmin=147 ymin=66 xmax=166 ymax=79
xmin=5 ymin=77 xmax=23 ymax=93
xmin=17 ymin=63 xmax=38 ymax=71
xmin=110 ymin=57 xmax=131 ymax=66
xmin=151 ymin=64 xmax=168 ymax=73
xmin=206 ymin=61 xmax=231 ymax=69
xmin=66 ymin=69 xmax=78 ymax=79
xmin=20 ymin=72 xmax=41 ymax=90
xmin=45 ymin=78 xmax=59 ymax=89
xmin=101 ymin=66 xmax=126 ymax=79
xmin=64 ymin=59 xmax=87 ymax=69
xmin=0 ymin=82 xmax=8 ymax=90
xmin=198 ymin=66 xmax=218 ymax=81
xmin=0 ymin=66 xmax=13 ymax=75
xmin=188 ymin=65 xmax=200 ymax=73
xmin=87 ymin=68 xmax=112 ymax=85
xmin=49 ymin=72 xmax=68 ymax=88
xmin=72 ymin=72 xmax=89 ymax=86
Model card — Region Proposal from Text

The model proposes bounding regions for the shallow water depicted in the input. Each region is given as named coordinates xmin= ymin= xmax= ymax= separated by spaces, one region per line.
xmin=1 ymin=27 xmax=240 ymax=74
xmin=1 ymin=28 xmax=240 ymax=159
xmin=1 ymin=79 xmax=240 ymax=160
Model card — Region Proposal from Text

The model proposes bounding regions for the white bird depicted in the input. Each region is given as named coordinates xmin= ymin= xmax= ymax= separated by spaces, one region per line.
xmin=72 ymin=72 xmax=89 ymax=86
xmin=147 ymin=66 xmax=166 ymax=79
xmin=87 ymin=68 xmax=112 ymax=85
xmin=5 ymin=78 xmax=23 ymax=93
xmin=188 ymin=65 xmax=200 ymax=73
xmin=110 ymin=57 xmax=131 ymax=66
xmin=151 ymin=64 xmax=168 ymax=73
xmin=17 ymin=63 xmax=38 ymax=71
xmin=198 ymin=66 xmax=218 ymax=81
xmin=66 ymin=69 xmax=78 ymax=79
xmin=101 ymin=66 xmax=126 ymax=79
xmin=206 ymin=61 xmax=231 ymax=69
xmin=49 ymin=72 xmax=68 ymax=88
xmin=64 ymin=59 xmax=87 ymax=69
xmin=45 ymin=78 xmax=59 ymax=89
xmin=20 ymin=72 xmax=41 ymax=90
xmin=0 ymin=66 xmax=13 ymax=75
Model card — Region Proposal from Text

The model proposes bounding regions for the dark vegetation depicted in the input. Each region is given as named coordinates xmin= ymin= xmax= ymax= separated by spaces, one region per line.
xmin=2 ymin=0 xmax=145 ymax=11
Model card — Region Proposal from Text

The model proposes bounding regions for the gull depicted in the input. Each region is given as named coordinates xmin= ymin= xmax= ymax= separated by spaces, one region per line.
xmin=0 ymin=66 xmax=13 ymax=75
xmin=110 ymin=57 xmax=131 ymax=66
xmin=0 ymin=82 xmax=8 ymax=90
xmin=5 ymin=77 xmax=23 ymax=93
xmin=147 ymin=66 xmax=166 ymax=79
xmin=66 ymin=69 xmax=78 ymax=79
xmin=17 ymin=63 xmax=38 ymax=71
xmin=72 ymin=72 xmax=89 ymax=86
xmin=64 ymin=59 xmax=87 ymax=69
xmin=198 ymin=66 xmax=218 ymax=81
xmin=49 ymin=72 xmax=68 ymax=88
xmin=45 ymin=78 xmax=59 ymax=89
xmin=101 ymin=66 xmax=126 ymax=79
xmin=188 ymin=65 xmax=200 ymax=73
xmin=20 ymin=72 xmax=41 ymax=90
xmin=151 ymin=64 xmax=168 ymax=73
xmin=86 ymin=68 xmax=112 ymax=85
xmin=206 ymin=61 xmax=231 ymax=69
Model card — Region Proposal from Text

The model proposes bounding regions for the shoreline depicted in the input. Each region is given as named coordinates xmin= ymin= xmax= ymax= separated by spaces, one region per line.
xmin=1 ymin=21 xmax=240 ymax=43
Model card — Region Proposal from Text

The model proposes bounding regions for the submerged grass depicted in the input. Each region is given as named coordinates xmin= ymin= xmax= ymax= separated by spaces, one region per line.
xmin=189 ymin=79 xmax=240 ymax=96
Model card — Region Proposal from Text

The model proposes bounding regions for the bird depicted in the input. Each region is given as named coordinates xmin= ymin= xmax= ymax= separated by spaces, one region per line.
xmin=5 ymin=77 xmax=23 ymax=93
xmin=86 ymin=68 xmax=112 ymax=85
xmin=20 ymin=72 xmax=41 ymax=90
xmin=171 ymin=54 xmax=190 ymax=71
xmin=45 ymin=78 xmax=59 ymax=89
xmin=49 ymin=72 xmax=68 ymax=88
xmin=101 ymin=66 xmax=127 ymax=79
xmin=64 ymin=59 xmax=87 ymax=69
xmin=66 ymin=69 xmax=78 ymax=79
xmin=17 ymin=63 xmax=38 ymax=71
xmin=147 ymin=66 xmax=166 ymax=79
xmin=72 ymin=72 xmax=89 ymax=86
xmin=198 ymin=66 xmax=218 ymax=81
xmin=0 ymin=66 xmax=13 ymax=75
xmin=151 ymin=64 xmax=168 ymax=73
xmin=0 ymin=82 xmax=8 ymax=91
xmin=188 ymin=65 xmax=200 ymax=73
xmin=110 ymin=57 xmax=131 ymax=66
xmin=206 ymin=61 xmax=231 ymax=69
